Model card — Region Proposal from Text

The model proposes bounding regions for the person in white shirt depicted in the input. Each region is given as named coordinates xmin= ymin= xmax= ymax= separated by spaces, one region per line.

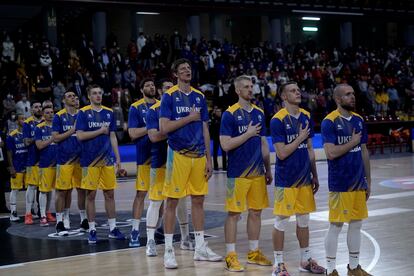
xmin=15 ymin=94 xmax=31 ymax=118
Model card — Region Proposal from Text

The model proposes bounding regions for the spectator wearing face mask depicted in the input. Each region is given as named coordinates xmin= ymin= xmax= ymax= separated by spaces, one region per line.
xmin=3 ymin=94 xmax=16 ymax=117
xmin=6 ymin=111 xmax=18 ymax=134
xmin=15 ymin=93 xmax=31 ymax=118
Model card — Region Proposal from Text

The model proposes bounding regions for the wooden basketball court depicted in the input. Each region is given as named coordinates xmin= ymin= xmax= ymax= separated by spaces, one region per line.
xmin=1 ymin=153 xmax=413 ymax=275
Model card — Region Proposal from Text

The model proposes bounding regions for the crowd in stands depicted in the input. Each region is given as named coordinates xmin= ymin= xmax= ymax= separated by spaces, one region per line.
xmin=1 ymin=28 xmax=413 ymax=138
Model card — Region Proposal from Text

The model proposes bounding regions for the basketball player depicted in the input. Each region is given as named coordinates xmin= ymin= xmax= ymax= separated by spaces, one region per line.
xmin=23 ymin=100 xmax=43 ymax=224
xmin=160 ymin=58 xmax=222 ymax=268
xmin=270 ymin=82 xmax=325 ymax=275
xmin=52 ymin=90 xmax=88 ymax=235
xmin=76 ymin=84 xmax=125 ymax=244
xmin=145 ymin=79 xmax=194 ymax=257
xmin=322 ymin=84 xmax=372 ymax=276
xmin=6 ymin=113 xmax=27 ymax=222
xmin=35 ymin=105 xmax=57 ymax=226
xmin=127 ymin=78 xmax=158 ymax=247
xmin=219 ymin=75 xmax=273 ymax=272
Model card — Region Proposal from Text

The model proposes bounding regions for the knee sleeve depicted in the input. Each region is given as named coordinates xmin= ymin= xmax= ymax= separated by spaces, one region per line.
xmin=296 ymin=214 xmax=310 ymax=228
xmin=273 ymin=216 xmax=289 ymax=232
xmin=146 ymin=200 xmax=162 ymax=227
xmin=176 ymin=197 xmax=188 ymax=224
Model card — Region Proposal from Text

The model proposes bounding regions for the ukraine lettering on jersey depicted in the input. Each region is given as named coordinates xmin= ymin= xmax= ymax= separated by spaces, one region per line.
xmin=160 ymin=85 xmax=209 ymax=158
xmin=146 ymin=101 xmax=167 ymax=168
xmin=23 ymin=116 xmax=42 ymax=166
xmin=220 ymin=103 xmax=266 ymax=178
xmin=270 ymin=108 xmax=314 ymax=188
xmin=75 ymin=105 xmax=116 ymax=167
xmin=6 ymin=129 xmax=28 ymax=173
xmin=321 ymin=110 xmax=368 ymax=192
xmin=35 ymin=122 xmax=57 ymax=168
xmin=52 ymin=108 xmax=81 ymax=165
xmin=128 ymin=98 xmax=158 ymax=165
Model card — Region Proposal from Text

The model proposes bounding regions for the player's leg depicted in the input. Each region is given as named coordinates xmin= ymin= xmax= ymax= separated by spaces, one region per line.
xmin=163 ymin=197 xmax=179 ymax=268
xmin=146 ymin=199 xmax=162 ymax=255
xmin=295 ymin=186 xmax=324 ymax=273
xmin=63 ymin=189 xmax=71 ymax=229
xmin=77 ymin=188 xmax=88 ymax=231
xmin=176 ymin=196 xmax=194 ymax=250
xmin=9 ymin=173 xmax=23 ymax=222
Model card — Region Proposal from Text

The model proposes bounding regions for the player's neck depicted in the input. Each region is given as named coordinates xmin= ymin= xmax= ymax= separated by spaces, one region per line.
xmin=238 ymin=98 xmax=252 ymax=112
xmin=65 ymin=105 xmax=77 ymax=114
xmin=34 ymin=115 xmax=42 ymax=121
xmin=91 ymin=103 xmax=102 ymax=111
xmin=337 ymin=106 xmax=352 ymax=118
xmin=144 ymin=96 xmax=156 ymax=104
xmin=284 ymin=102 xmax=300 ymax=116
xmin=178 ymin=81 xmax=191 ymax=94
xmin=45 ymin=120 xmax=52 ymax=126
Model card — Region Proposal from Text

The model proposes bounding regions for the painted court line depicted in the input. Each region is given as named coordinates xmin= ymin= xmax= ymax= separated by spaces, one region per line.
xmin=371 ymin=190 xmax=414 ymax=200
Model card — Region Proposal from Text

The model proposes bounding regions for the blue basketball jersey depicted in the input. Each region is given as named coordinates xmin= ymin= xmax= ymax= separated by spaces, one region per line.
xmin=22 ymin=116 xmax=42 ymax=167
xmin=75 ymin=105 xmax=116 ymax=167
xmin=160 ymin=85 xmax=209 ymax=158
xmin=35 ymin=122 xmax=57 ymax=168
xmin=52 ymin=108 xmax=81 ymax=165
xmin=6 ymin=129 xmax=27 ymax=173
xmin=146 ymin=101 xmax=168 ymax=169
xmin=321 ymin=110 xmax=368 ymax=192
xmin=220 ymin=103 xmax=266 ymax=178
xmin=270 ymin=108 xmax=314 ymax=188
xmin=128 ymin=98 xmax=158 ymax=165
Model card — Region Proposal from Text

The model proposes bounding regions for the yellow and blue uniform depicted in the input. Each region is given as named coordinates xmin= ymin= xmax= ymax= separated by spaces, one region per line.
xmin=52 ymin=109 xmax=82 ymax=190
xmin=35 ymin=122 xmax=57 ymax=192
xmin=23 ymin=117 xmax=42 ymax=186
xmin=270 ymin=108 xmax=316 ymax=216
xmin=146 ymin=101 xmax=168 ymax=201
xmin=321 ymin=110 xmax=368 ymax=222
xmin=128 ymin=99 xmax=158 ymax=191
xmin=6 ymin=129 xmax=27 ymax=189
xmin=75 ymin=105 xmax=117 ymax=190
xmin=220 ymin=103 xmax=269 ymax=212
xmin=160 ymin=85 xmax=209 ymax=198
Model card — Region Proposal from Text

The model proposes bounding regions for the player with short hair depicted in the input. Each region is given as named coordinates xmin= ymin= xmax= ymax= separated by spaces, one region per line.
xmin=220 ymin=75 xmax=273 ymax=272
xmin=322 ymin=84 xmax=372 ymax=276
xmin=23 ymin=100 xmax=43 ymax=224
xmin=160 ymin=58 xmax=222 ymax=269
xmin=270 ymin=82 xmax=325 ymax=276
xmin=35 ymin=105 xmax=57 ymax=226
xmin=6 ymin=113 xmax=27 ymax=222
xmin=52 ymin=90 xmax=88 ymax=235
xmin=127 ymin=78 xmax=158 ymax=247
xmin=76 ymin=84 xmax=125 ymax=244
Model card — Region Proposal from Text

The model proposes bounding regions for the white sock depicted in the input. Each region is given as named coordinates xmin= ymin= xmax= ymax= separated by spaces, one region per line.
xmin=89 ymin=221 xmax=96 ymax=231
xmin=131 ymin=219 xmax=140 ymax=231
xmin=347 ymin=220 xmax=362 ymax=269
xmin=56 ymin=212 xmax=63 ymax=223
xmin=179 ymin=223 xmax=190 ymax=241
xmin=274 ymin=251 xmax=284 ymax=265
xmin=108 ymin=218 xmax=116 ymax=231
xmin=79 ymin=210 xmax=87 ymax=221
xmin=349 ymin=253 xmax=359 ymax=269
xmin=325 ymin=223 xmax=343 ymax=273
xmin=226 ymin=243 xmax=235 ymax=254
xmin=194 ymin=231 xmax=205 ymax=248
xmin=147 ymin=228 xmax=155 ymax=241
xmin=10 ymin=190 xmax=17 ymax=212
xmin=64 ymin=208 xmax=70 ymax=221
xmin=39 ymin=193 xmax=47 ymax=217
xmin=165 ymin=233 xmax=173 ymax=248
xmin=300 ymin=247 xmax=311 ymax=262
xmin=249 ymin=240 xmax=259 ymax=251
xmin=25 ymin=185 xmax=35 ymax=214
xmin=176 ymin=198 xmax=189 ymax=240
xmin=46 ymin=191 xmax=52 ymax=211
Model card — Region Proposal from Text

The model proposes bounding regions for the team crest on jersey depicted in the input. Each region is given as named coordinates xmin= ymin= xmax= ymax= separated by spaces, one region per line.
xmin=42 ymin=129 xmax=45 ymax=133
xmin=107 ymin=113 xmax=110 ymax=119
xmin=88 ymin=114 xmax=93 ymax=118
xmin=286 ymin=123 xmax=291 ymax=129
xmin=175 ymin=97 xmax=180 ymax=102
xmin=237 ymin=116 xmax=242 ymax=121
xmin=258 ymin=114 xmax=262 ymax=121
xmin=63 ymin=118 xmax=67 ymax=122
xmin=358 ymin=121 xmax=362 ymax=128
xmin=337 ymin=124 xmax=343 ymax=130
xmin=196 ymin=97 xmax=201 ymax=103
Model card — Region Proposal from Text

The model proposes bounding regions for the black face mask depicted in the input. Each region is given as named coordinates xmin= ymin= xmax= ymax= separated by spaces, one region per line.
xmin=341 ymin=103 xmax=354 ymax=111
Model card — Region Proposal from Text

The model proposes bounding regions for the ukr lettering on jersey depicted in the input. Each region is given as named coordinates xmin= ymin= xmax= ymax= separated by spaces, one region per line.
xmin=238 ymin=125 xmax=248 ymax=134
xmin=88 ymin=121 xmax=110 ymax=128
xmin=287 ymin=134 xmax=307 ymax=148
xmin=63 ymin=125 xmax=73 ymax=131
xmin=338 ymin=136 xmax=361 ymax=152
xmin=175 ymin=106 xmax=202 ymax=114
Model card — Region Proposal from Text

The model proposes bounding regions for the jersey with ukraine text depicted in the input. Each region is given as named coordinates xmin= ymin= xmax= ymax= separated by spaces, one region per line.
xmin=160 ymin=85 xmax=209 ymax=158
xmin=220 ymin=103 xmax=266 ymax=178
xmin=75 ymin=105 xmax=116 ymax=167
xmin=321 ymin=110 xmax=368 ymax=192
xmin=128 ymin=99 xmax=158 ymax=165
xmin=52 ymin=108 xmax=81 ymax=165
xmin=6 ymin=129 xmax=28 ymax=173
xmin=23 ymin=117 xmax=42 ymax=166
xmin=35 ymin=122 xmax=57 ymax=168
xmin=270 ymin=108 xmax=314 ymax=188
xmin=146 ymin=101 xmax=167 ymax=168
